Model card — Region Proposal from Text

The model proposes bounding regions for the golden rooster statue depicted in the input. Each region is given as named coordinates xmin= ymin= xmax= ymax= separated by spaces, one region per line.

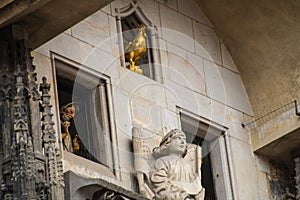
xmin=124 ymin=24 xmax=147 ymax=74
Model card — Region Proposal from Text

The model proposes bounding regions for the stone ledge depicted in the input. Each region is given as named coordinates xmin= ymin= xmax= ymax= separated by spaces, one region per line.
xmin=64 ymin=171 xmax=148 ymax=200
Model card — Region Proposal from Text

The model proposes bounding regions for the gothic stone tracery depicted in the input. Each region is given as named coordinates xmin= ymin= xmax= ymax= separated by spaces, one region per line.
xmin=0 ymin=24 xmax=64 ymax=200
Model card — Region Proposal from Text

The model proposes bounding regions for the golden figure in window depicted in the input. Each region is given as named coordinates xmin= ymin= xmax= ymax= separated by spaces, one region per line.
xmin=60 ymin=102 xmax=80 ymax=153
xmin=124 ymin=24 xmax=147 ymax=74
xmin=60 ymin=102 xmax=100 ymax=162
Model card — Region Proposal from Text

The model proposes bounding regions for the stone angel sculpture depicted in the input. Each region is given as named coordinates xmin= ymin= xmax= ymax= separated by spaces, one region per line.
xmin=132 ymin=128 xmax=205 ymax=200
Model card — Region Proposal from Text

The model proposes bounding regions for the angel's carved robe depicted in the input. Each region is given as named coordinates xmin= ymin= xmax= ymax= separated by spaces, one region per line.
xmin=150 ymin=153 xmax=203 ymax=200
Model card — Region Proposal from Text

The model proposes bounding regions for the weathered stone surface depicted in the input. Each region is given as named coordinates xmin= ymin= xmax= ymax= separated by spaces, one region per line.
xmin=139 ymin=0 xmax=161 ymax=28
xmin=194 ymin=21 xmax=221 ymax=65
xmin=131 ymin=95 xmax=165 ymax=131
xmin=112 ymin=87 xmax=132 ymax=135
xmin=178 ymin=0 xmax=212 ymax=27
xmin=36 ymin=33 xmax=94 ymax=63
xmin=160 ymin=4 xmax=195 ymax=52
xmin=155 ymin=0 xmax=178 ymax=11
xmin=166 ymin=43 xmax=206 ymax=95
xmin=203 ymin=59 xmax=252 ymax=114
xmin=221 ymin=42 xmax=238 ymax=73
xmin=257 ymin=171 xmax=272 ymax=200
xmin=72 ymin=10 xmax=110 ymax=47
xmin=203 ymin=59 xmax=226 ymax=103
xmin=230 ymin=137 xmax=260 ymax=200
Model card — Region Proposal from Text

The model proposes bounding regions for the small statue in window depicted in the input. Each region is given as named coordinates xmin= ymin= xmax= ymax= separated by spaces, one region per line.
xmin=124 ymin=24 xmax=147 ymax=74
xmin=60 ymin=102 xmax=99 ymax=163
xmin=60 ymin=102 xmax=80 ymax=153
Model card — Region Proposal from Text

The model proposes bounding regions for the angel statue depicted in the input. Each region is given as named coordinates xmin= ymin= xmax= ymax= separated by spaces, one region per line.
xmin=132 ymin=128 xmax=205 ymax=200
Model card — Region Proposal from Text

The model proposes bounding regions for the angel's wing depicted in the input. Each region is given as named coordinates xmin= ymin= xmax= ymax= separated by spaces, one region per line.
xmin=132 ymin=127 xmax=162 ymax=199
xmin=132 ymin=127 xmax=162 ymax=173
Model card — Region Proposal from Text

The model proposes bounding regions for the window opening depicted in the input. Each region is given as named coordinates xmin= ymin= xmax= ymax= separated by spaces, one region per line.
xmin=180 ymin=113 xmax=218 ymax=200
xmin=55 ymin=59 xmax=113 ymax=167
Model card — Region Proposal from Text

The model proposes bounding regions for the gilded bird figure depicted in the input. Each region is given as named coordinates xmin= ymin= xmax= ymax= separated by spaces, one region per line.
xmin=124 ymin=24 xmax=147 ymax=74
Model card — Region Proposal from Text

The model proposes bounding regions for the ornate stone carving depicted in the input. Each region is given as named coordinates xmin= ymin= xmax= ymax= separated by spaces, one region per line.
xmin=0 ymin=24 xmax=64 ymax=199
xmin=132 ymin=127 xmax=159 ymax=199
xmin=132 ymin=127 xmax=205 ymax=200
xmin=295 ymin=157 xmax=300 ymax=200
xmin=0 ymin=33 xmax=48 ymax=199
xmin=281 ymin=187 xmax=296 ymax=200
xmin=40 ymin=77 xmax=65 ymax=199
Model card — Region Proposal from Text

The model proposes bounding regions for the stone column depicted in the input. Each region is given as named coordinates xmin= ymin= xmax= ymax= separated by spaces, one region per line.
xmin=0 ymin=24 xmax=64 ymax=199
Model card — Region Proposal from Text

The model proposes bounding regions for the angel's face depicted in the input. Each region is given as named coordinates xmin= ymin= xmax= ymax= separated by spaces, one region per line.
xmin=167 ymin=132 xmax=187 ymax=155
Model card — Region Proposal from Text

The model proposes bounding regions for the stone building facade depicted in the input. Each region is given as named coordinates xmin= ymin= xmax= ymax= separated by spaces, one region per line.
xmin=0 ymin=0 xmax=299 ymax=199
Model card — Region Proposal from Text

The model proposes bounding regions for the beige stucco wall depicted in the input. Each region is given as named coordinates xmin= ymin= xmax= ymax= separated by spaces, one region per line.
xmin=32 ymin=0 xmax=262 ymax=199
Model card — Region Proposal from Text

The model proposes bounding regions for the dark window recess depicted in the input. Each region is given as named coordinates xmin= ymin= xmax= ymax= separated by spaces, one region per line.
xmin=181 ymin=113 xmax=217 ymax=200
xmin=55 ymin=59 xmax=112 ymax=166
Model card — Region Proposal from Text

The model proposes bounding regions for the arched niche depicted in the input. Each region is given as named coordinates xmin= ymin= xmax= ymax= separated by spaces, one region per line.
xmin=114 ymin=0 xmax=163 ymax=83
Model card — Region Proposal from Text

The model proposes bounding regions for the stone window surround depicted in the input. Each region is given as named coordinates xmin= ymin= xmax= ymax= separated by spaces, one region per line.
xmin=50 ymin=52 xmax=121 ymax=180
xmin=178 ymin=107 xmax=236 ymax=200
xmin=114 ymin=0 xmax=163 ymax=83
